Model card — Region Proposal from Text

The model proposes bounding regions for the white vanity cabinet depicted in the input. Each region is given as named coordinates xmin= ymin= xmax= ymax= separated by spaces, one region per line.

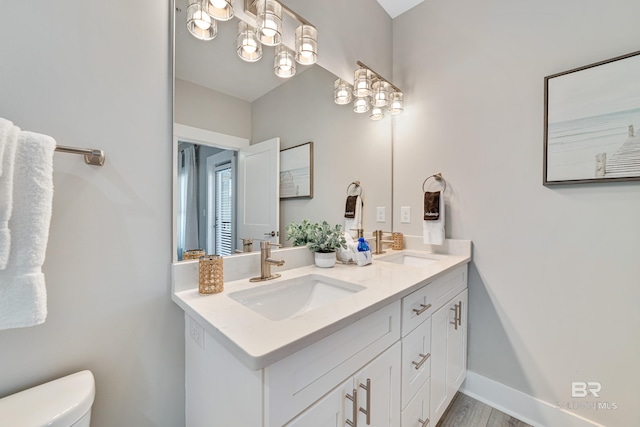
xmin=185 ymin=300 xmax=401 ymax=427
xmin=400 ymin=265 xmax=468 ymax=427
xmin=182 ymin=261 xmax=469 ymax=427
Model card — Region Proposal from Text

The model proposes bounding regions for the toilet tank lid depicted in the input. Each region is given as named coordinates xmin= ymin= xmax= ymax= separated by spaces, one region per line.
xmin=0 ymin=370 xmax=95 ymax=426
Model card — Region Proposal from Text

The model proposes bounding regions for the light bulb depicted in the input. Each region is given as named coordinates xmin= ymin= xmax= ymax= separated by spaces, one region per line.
xmin=261 ymin=19 xmax=278 ymax=37
xmin=209 ymin=0 xmax=228 ymax=8
xmin=242 ymin=38 xmax=257 ymax=54
xmin=193 ymin=10 xmax=212 ymax=29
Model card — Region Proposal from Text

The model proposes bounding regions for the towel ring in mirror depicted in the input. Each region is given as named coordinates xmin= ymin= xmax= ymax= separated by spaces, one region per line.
xmin=422 ymin=173 xmax=446 ymax=193
xmin=346 ymin=181 xmax=362 ymax=196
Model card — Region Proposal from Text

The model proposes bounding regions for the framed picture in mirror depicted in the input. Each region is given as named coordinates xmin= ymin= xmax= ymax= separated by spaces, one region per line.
xmin=280 ymin=141 xmax=314 ymax=198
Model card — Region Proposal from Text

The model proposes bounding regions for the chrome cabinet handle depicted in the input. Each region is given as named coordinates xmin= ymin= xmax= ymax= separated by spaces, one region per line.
xmin=359 ymin=379 xmax=371 ymax=425
xmin=411 ymin=352 xmax=431 ymax=370
xmin=418 ymin=417 xmax=430 ymax=427
xmin=413 ymin=303 xmax=431 ymax=315
xmin=346 ymin=389 xmax=358 ymax=427
xmin=457 ymin=301 xmax=462 ymax=327
xmin=450 ymin=305 xmax=458 ymax=330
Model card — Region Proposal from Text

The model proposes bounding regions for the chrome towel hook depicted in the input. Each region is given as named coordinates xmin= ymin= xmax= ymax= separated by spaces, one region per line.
xmin=422 ymin=173 xmax=446 ymax=193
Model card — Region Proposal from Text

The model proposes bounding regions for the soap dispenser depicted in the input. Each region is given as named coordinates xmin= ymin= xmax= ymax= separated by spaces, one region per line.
xmin=355 ymin=237 xmax=372 ymax=266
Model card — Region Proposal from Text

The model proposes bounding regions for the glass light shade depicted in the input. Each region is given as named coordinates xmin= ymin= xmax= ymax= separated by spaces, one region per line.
xmin=353 ymin=68 xmax=372 ymax=98
xmin=389 ymin=91 xmax=404 ymax=115
xmin=237 ymin=21 xmax=262 ymax=62
xmin=353 ymin=96 xmax=371 ymax=113
xmin=372 ymin=80 xmax=390 ymax=108
xmin=206 ymin=0 xmax=234 ymax=21
xmin=274 ymin=45 xmax=296 ymax=78
xmin=334 ymin=79 xmax=353 ymax=105
xmin=370 ymin=106 xmax=385 ymax=120
xmin=295 ymin=25 xmax=318 ymax=65
xmin=187 ymin=0 xmax=217 ymax=40
xmin=256 ymin=0 xmax=282 ymax=46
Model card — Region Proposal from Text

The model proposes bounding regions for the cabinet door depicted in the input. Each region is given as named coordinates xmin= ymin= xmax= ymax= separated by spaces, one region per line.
xmin=429 ymin=302 xmax=448 ymax=424
xmin=446 ymin=289 xmax=467 ymax=396
xmin=285 ymin=380 xmax=353 ymax=427
xmin=401 ymin=378 xmax=431 ymax=427
xmin=430 ymin=289 xmax=468 ymax=425
xmin=354 ymin=342 xmax=401 ymax=427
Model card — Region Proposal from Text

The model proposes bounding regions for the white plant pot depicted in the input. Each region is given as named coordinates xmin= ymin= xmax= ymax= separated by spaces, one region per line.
xmin=314 ymin=251 xmax=336 ymax=268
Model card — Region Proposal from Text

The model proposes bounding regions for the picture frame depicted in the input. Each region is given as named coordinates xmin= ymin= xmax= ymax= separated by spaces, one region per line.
xmin=543 ymin=50 xmax=640 ymax=185
xmin=280 ymin=141 xmax=314 ymax=199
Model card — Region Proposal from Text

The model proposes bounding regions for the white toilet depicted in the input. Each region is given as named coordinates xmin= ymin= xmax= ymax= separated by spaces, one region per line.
xmin=0 ymin=370 xmax=95 ymax=426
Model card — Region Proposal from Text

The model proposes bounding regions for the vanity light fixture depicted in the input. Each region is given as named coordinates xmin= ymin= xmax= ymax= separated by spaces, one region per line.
xmin=335 ymin=61 xmax=404 ymax=120
xmin=274 ymin=45 xmax=296 ymax=78
xmin=187 ymin=0 xmax=218 ymax=40
xmin=353 ymin=96 xmax=371 ymax=114
xmin=256 ymin=0 xmax=282 ymax=46
xmin=185 ymin=0 xmax=317 ymax=78
xmin=333 ymin=79 xmax=353 ymax=105
xmin=237 ymin=21 xmax=263 ymax=62
xmin=295 ymin=24 xmax=318 ymax=65
xmin=370 ymin=106 xmax=384 ymax=120
xmin=389 ymin=91 xmax=404 ymax=115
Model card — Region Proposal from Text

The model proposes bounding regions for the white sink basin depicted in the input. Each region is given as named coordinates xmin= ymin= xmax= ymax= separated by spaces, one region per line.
xmin=228 ymin=274 xmax=366 ymax=321
xmin=376 ymin=251 xmax=443 ymax=267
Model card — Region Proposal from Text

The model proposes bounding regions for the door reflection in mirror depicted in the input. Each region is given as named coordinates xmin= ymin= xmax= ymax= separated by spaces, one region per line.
xmin=177 ymin=142 xmax=236 ymax=260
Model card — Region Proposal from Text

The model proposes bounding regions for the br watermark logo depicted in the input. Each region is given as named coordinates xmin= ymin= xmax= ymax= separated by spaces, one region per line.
xmin=571 ymin=382 xmax=601 ymax=398
xmin=556 ymin=382 xmax=618 ymax=411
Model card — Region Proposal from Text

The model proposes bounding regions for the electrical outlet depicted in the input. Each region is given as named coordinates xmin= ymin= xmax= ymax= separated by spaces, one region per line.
xmin=376 ymin=207 xmax=386 ymax=222
xmin=189 ymin=317 xmax=204 ymax=349
xmin=400 ymin=206 xmax=411 ymax=223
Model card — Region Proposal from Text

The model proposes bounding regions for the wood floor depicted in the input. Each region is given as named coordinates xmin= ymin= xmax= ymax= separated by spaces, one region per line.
xmin=436 ymin=393 xmax=533 ymax=427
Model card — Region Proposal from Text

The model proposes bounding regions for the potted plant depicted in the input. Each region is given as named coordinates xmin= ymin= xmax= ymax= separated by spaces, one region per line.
xmin=286 ymin=220 xmax=347 ymax=268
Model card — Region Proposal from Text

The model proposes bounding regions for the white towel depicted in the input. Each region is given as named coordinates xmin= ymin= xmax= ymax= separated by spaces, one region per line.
xmin=0 ymin=119 xmax=20 ymax=269
xmin=423 ymin=191 xmax=445 ymax=245
xmin=0 ymin=130 xmax=55 ymax=330
xmin=344 ymin=195 xmax=363 ymax=239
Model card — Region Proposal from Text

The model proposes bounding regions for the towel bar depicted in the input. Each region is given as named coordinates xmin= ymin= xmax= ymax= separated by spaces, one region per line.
xmin=55 ymin=145 xmax=105 ymax=166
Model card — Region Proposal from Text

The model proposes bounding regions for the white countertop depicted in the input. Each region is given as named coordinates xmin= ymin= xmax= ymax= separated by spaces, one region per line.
xmin=172 ymin=239 xmax=471 ymax=370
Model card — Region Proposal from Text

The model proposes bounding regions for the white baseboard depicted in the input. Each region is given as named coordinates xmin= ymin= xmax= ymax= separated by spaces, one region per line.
xmin=460 ymin=371 xmax=606 ymax=427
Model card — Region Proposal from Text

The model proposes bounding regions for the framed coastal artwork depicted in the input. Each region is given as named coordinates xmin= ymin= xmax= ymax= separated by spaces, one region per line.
xmin=543 ymin=50 xmax=640 ymax=185
xmin=280 ymin=141 xmax=314 ymax=199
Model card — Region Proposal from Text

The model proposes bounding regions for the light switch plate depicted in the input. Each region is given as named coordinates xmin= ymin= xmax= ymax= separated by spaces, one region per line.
xmin=400 ymin=206 xmax=411 ymax=223
xmin=376 ymin=207 xmax=386 ymax=222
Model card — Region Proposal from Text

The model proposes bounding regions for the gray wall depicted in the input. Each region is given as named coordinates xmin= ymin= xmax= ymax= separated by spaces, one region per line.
xmin=393 ymin=1 xmax=640 ymax=425
xmin=0 ymin=1 xmax=184 ymax=426
xmin=251 ymin=66 xmax=393 ymax=239
xmin=175 ymin=78 xmax=252 ymax=139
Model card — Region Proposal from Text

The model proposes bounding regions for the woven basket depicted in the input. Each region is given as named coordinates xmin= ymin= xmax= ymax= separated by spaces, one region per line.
xmin=183 ymin=249 xmax=205 ymax=260
xmin=392 ymin=232 xmax=404 ymax=250
xmin=199 ymin=255 xmax=224 ymax=294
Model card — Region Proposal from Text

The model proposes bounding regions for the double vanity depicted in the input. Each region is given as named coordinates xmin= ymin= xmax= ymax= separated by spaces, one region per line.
xmin=172 ymin=239 xmax=471 ymax=427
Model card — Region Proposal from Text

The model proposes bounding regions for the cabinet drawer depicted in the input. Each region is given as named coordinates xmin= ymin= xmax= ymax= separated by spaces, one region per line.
xmin=401 ymin=378 xmax=431 ymax=427
xmin=401 ymin=265 xmax=467 ymax=336
xmin=401 ymin=317 xmax=431 ymax=409
xmin=265 ymin=301 xmax=401 ymax=427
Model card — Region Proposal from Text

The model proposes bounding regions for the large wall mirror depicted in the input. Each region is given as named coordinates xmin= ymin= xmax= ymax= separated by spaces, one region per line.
xmin=173 ymin=0 xmax=392 ymax=261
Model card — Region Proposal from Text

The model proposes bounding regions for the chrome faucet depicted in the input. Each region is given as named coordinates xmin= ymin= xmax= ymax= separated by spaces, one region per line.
xmin=369 ymin=230 xmax=394 ymax=255
xmin=249 ymin=241 xmax=285 ymax=282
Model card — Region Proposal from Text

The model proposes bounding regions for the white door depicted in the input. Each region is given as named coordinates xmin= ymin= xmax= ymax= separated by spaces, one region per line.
xmin=206 ymin=150 xmax=236 ymax=256
xmin=237 ymin=138 xmax=280 ymax=248
xmin=447 ymin=289 xmax=468 ymax=394
xmin=285 ymin=380 xmax=352 ymax=427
